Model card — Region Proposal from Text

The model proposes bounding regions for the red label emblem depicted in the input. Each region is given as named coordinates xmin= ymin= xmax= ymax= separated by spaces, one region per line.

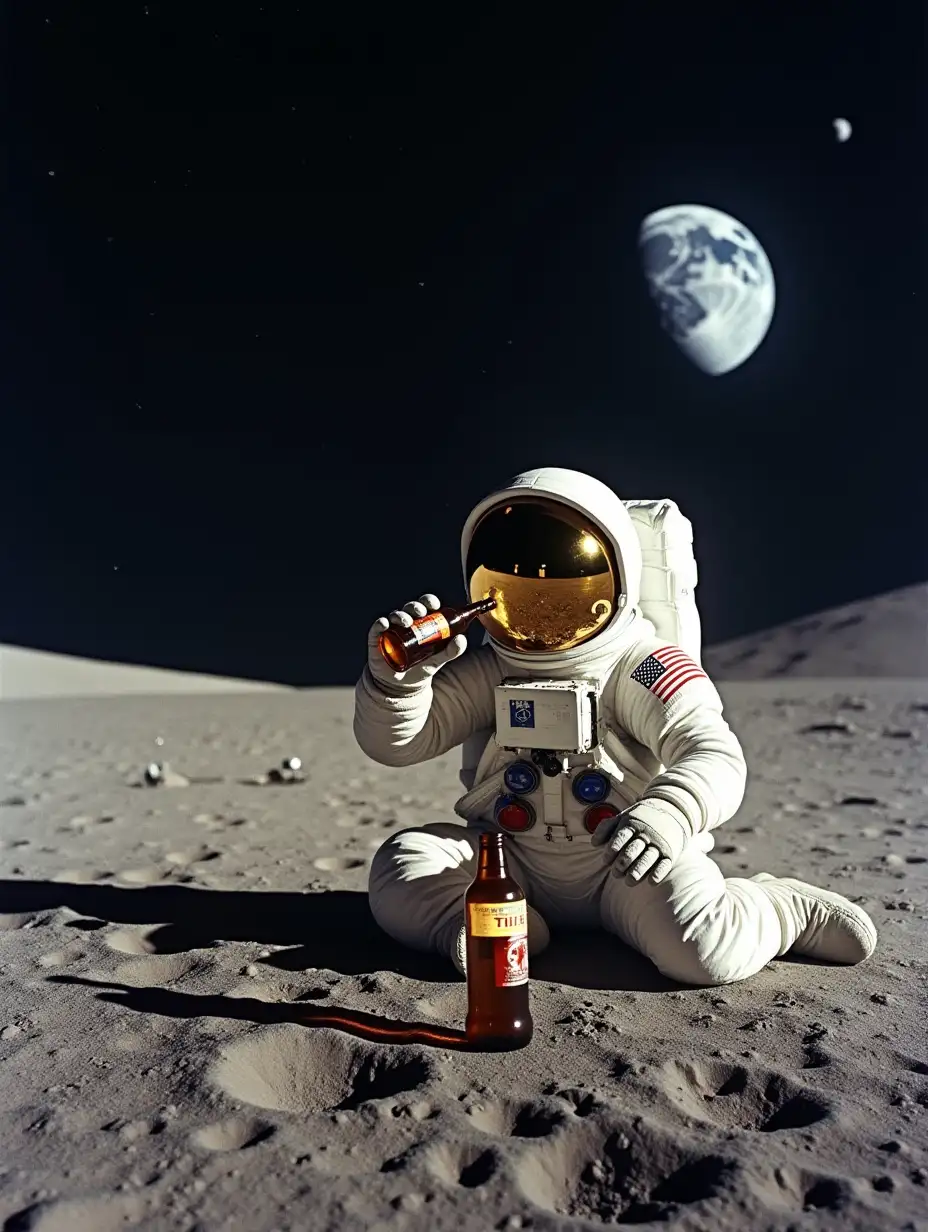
xmin=494 ymin=933 xmax=528 ymax=987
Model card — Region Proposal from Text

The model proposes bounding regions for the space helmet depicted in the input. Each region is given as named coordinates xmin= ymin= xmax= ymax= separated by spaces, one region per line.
xmin=463 ymin=495 xmax=621 ymax=655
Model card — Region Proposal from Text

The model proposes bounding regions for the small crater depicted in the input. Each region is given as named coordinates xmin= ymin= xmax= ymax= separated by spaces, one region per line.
xmin=111 ymin=954 xmax=202 ymax=987
xmin=425 ymin=1141 xmax=498 ymax=1188
xmin=190 ymin=1116 xmax=275 ymax=1151
xmin=210 ymin=1027 xmax=433 ymax=1114
xmin=2 ymin=1193 xmax=146 ymax=1231
xmin=65 ymin=918 xmax=106 ymax=932
xmin=165 ymin=848 xmax=221 ymax=866
xmin=106 ymin=924 xmax=216 ymax=955
xmin=312 ymin=856 xmax=366 ymax=872
xmin=37 ymin=946 xmax=85 ymax=969
xmin=116 ymin=866 xmax=167 ymax=885
xmin=661 ymin=1059 xmax=831 ymax=1132
xmin=555 ymin=1088 xmax=599 ymax=1118
xmin=516 ymin=1119 xmax=735 ymax=1222
xmin=802 ymin=1048 xmax=832 ymax=1070
xmin=803 ymin=1177 xmax=851 ymax=1211
xmin=467 ymin=1099 xmax=563 ymax=1138
xmin=338 ymin=1051 xmax=432 ymax=1110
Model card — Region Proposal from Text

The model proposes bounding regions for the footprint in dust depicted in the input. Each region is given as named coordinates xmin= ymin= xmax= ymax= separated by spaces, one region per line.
xmin=190 ymin=1116 xmax=275 ymax=1151
xmin=515 ymin=1115 xmax=737 ymax=1223
xmin=110 ymin=954 xmax=205 ymax=988
xmin=106 ymin=924 xmax=218 ymax=956
xmin=466 ymin=1098 xmax=565 ymax=1138
xmin=658 ymin=1058 xmax=832 ymax=1132
xmin=312 ymin=856 xmax=366 ymax=872
xmin=209 ymin=1025 xmax=434 ymax=1115
xmin=422 ymin=1140 xmax=499 ymax=1188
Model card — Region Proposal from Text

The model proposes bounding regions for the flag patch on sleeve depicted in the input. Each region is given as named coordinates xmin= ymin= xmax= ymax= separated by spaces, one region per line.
xmin=630 ymin=646 xmax=708 ymax=704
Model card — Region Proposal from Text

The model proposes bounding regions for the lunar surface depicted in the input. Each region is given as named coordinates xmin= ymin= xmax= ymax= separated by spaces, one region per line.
xmin=1 ymin=594 xmax=927 ymax=1230
xmin=638 ymin=204 xmax=776 ymax=376
xmin=704 ymin=583 xmax=928 ymax=680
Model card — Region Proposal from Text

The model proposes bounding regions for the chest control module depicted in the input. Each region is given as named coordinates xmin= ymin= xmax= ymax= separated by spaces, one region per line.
xmin=494 ymin=679 xmax=600 ymax=755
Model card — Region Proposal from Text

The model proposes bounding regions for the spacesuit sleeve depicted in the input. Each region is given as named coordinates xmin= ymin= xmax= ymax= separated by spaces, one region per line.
xmin=353 ymin=644 xmax=501 ymax=768
xmin=613 ymin=640 xmax=747 ymax=836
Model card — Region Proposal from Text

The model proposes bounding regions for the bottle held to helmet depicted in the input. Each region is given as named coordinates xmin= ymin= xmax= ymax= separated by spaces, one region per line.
xmin=378 ymin=597 xmax=496 ymax=673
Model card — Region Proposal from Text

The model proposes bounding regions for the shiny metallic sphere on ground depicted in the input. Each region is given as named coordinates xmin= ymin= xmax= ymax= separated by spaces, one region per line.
xmin=282 ymin=757 xmax=302 ymax=773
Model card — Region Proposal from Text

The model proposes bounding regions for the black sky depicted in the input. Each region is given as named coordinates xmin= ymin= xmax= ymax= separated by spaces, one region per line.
xmin=2 ymin=4 xmax=925 ymax=685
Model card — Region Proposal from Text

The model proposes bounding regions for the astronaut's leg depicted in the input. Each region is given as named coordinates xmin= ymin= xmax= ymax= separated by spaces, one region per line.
xmin=368 ymin=823 xmax=550 ymax=974
xmin=600 ymin=845 xmax=877 ymax=987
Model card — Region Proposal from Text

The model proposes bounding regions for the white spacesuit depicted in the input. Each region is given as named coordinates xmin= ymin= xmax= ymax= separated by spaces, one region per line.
xmin=356 ymin=467 xmax=877 ymax=987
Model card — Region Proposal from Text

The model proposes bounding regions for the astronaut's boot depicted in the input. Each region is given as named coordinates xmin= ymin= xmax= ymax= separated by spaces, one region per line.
xmin=448 ymin=906 xmax=552 ymax=978
xmin=753 ymin=874 xmax=877 ymax=965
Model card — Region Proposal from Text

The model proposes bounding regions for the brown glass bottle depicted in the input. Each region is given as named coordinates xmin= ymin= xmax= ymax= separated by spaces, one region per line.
xmin=378 ymin=597 xmax=497 ymax=673
xmin=464 ymin=831 xmax=533 ymax=1051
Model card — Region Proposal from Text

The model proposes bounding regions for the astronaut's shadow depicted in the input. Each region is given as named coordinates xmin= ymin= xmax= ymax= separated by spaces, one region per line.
xmin=0 ymin=879 xmax=674 ymax=993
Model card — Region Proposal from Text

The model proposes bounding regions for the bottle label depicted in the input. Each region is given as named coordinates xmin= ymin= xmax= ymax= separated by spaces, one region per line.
xmin=468 ymin=900 xmax=527 ymax=937
xmin=411 ymin=612 xmax=451 ymax=647
xmin=494 ymin=933 xmax=529 ymax=987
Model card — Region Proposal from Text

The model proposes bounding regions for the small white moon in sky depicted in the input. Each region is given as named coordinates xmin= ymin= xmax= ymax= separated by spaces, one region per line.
xmin=833 ymin=117 xmax=852 ymax=143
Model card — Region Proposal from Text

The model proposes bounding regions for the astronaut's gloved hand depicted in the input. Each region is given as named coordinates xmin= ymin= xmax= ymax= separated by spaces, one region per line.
xmin=590 ymin=797 xmax=690 ymax=885
xmin=367 ymin=593 xmax=467 ymax=690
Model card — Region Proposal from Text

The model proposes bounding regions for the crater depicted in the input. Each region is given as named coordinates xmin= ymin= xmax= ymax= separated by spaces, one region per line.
xmin=466 ymin=1098 xmax=564 ymax=1138
xmin=515 ymin=1117 xmax=736 ymax=1223
xmin=110 ymin=954 xmax=203 ymax=987
xmin=424 ymin=1141 xmax=498 ymax=1188
xmin=116 ymin=866 xmax=167 ymax=886
xmin=209 ymin=1026 xmax=433 ymax=1114
xmin=660 ymin=1058 xmax=832 ymax=1132
xmin=312 ymin=856 xmax=366 ymax=872
xmin=803 ymin=1177 xmax=852 ymax=1211
xmin=106 ymin=924 xmax=217 ymax=955
xmin=165 ymin=848 xmax=221 ymax=867
xmin=190 ymin=1116 xmax=275 ymax=1151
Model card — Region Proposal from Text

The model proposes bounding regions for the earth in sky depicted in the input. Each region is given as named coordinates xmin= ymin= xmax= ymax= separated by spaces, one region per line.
xmin=638 ymin=204 xmax=776 ymax=376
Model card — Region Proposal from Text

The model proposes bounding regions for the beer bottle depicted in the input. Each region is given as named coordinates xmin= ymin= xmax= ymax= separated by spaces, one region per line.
xmin=378 ymin=596 xmax=497 ymax=673
xmin=464 ymin=831 xmax=533 ymax=1051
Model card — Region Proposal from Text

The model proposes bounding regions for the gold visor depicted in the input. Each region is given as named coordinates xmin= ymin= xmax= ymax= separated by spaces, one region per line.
xmin=465 ymin=498 xmax=619 ymax=653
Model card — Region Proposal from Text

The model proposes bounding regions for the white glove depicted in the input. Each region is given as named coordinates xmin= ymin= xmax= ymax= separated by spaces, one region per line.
xmin=367 ymin=592 xmax=467 ymax=690
xmin=590 ymin=797 xmax=690 ymax=885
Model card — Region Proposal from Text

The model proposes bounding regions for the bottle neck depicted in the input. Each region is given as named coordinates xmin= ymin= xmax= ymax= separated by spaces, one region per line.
xmin=477 ymin=834 xmax=508 ymax=880
xmin=463 ymin=596 xmax=497 ymax=621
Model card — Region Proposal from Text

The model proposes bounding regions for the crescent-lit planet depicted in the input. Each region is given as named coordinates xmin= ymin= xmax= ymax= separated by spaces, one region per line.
xmin=833 ymin=117 xmax=852 ymax=143
xmin=638 ymin=204 xmax=776 ymax=377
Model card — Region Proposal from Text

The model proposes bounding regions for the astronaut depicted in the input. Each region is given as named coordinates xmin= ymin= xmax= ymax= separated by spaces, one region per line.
xmin=356 ymin=467 xmax=877 ymax=987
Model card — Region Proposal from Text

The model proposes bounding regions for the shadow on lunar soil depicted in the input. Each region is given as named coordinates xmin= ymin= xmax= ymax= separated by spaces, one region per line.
xmin=0 ymin=879 xmax=673 ymax=993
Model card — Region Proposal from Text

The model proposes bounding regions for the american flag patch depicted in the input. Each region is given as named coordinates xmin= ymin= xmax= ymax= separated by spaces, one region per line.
xmin=630 ymin=646 xmax=708 ymax=705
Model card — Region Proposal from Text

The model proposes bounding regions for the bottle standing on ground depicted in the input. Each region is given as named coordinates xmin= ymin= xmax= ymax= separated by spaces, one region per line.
xmin=464 ymin=831 xmax=533 ymax=1051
